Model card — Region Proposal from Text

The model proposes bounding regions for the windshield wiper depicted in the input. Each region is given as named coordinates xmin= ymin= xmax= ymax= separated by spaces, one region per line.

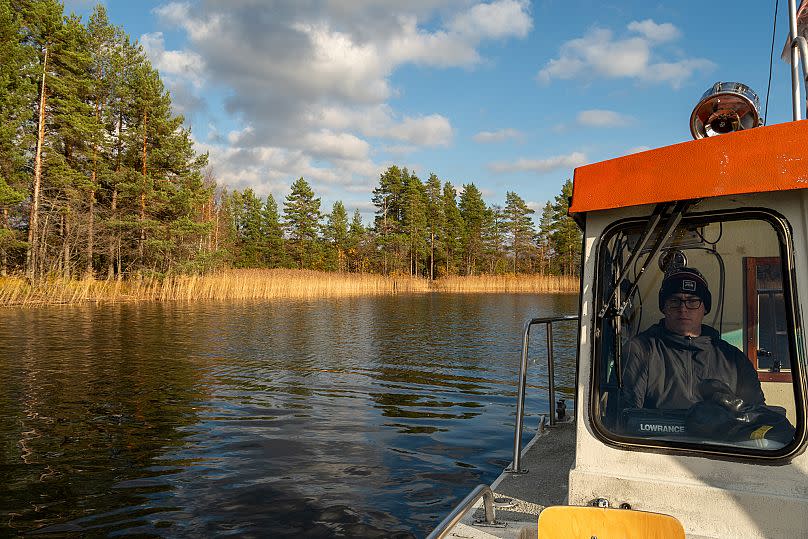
xmin=599 ymin=199 xmax=695 ymax=388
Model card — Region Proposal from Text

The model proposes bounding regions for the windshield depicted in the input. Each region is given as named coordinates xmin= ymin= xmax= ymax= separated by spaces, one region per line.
xmin=594 ymin=211 xmax=802 ymax=455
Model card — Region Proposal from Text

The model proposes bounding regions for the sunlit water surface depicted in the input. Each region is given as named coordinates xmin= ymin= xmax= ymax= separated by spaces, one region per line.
xmin=0 ymin=293 xmax=577 ymax=537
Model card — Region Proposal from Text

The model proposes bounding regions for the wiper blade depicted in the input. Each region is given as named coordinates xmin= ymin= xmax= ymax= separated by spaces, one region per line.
xmin=600 ymin=200 xmax=695 ymax=389
xmin=615 ymin=200 xmax=693 ymax=317
xmin=598 ymin=202 xmax=671 ymax=319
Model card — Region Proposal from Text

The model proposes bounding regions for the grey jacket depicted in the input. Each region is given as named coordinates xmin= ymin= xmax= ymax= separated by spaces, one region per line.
xmin=621 ymin=321 xmax=765 ymax=410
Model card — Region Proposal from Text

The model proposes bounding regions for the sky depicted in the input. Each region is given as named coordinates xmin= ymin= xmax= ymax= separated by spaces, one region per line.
xmin=63 ymin=0 xmax=796 ymax=222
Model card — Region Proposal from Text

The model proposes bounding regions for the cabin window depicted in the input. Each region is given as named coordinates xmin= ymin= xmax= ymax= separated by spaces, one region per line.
xmin=745 ymin=257 xmax=791 ymax=382
xmin=593 ymin=211 xmax=802 ymax=457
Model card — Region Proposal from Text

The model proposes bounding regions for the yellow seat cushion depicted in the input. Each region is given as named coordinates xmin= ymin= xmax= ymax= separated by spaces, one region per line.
xmin=537 ymin=505 xmax=685 ymax=539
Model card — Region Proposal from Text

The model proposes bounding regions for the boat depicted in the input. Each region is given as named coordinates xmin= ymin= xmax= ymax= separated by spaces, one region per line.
xmin=429 ymin=1 xmax=808 ymax=537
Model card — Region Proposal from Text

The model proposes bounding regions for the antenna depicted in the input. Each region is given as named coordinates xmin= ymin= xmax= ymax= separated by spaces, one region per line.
xmin=764 ymin=0 xmax=779 ymax=125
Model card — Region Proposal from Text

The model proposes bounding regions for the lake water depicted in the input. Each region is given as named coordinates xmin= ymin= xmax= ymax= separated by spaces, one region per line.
xmin=0 ymin=293 xmax=578 ymax=537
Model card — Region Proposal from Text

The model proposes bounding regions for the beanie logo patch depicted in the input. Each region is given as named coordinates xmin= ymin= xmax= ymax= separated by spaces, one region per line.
xmin=682 ymin=280 xmax=696 ymax=291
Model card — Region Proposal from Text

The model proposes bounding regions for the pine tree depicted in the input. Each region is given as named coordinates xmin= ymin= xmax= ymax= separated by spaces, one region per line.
xmin=550 ymin=179 xmax=581 ymax=276
xmin=424 ymin=173 xmax=444 ymax=279
xmin=120 ymin=57 xmax=173 ymax=269
xmin=401 ymin=173 xmax=427 ymax=276
xmin=504 ymin=191 xmax=535 ymax=273
xmin=283 ymin=177 xmax=321 ymax=268
xmin=537 ymin=201 xmax=554 ymax=275
xmin=325 ymin=200 xmax=349 ymax=271
xmin=237 ymin=188 xmax=263 ymax=267
xmin=372 ymin=165 xmax=403 ymax=274
xmin=18 ymin=0 xmax=64 ymax=279
xmin=31 ymin=11 xmax=95 ymax=278
xmin=82 ymin=5 xmax=118 ymax=277
xmin=483 ymin=203 xmax=505 ymax=273
xmin=346 ymin=209 xmax=365 ymax=272
xmin=215 ymin=187 xmax=238 ymax=266
xmin=0 ymin=0 xmax=34 ymax=275
xmin=261 ymin=194 xmax=284 ymax=268
xmin=105 ymin=33 xmax=142 ymax=278
xmin=0 ymin=2 xmax=213 ymax=279
xmin=441 ymin=181 xmax=463 ymax=275
xmin=459 ymin=183 xmax=486 ymax=275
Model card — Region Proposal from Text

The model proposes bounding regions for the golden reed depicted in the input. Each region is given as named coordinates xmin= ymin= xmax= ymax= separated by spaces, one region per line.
xmin=0 ymin=270 xmax=578 ymax=306
xmin=432 ymin=274 xmax=577 ymax=293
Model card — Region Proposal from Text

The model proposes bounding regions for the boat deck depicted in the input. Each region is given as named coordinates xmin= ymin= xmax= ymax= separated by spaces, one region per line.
xmin=445 ymin=421 xmax=576 ymax=539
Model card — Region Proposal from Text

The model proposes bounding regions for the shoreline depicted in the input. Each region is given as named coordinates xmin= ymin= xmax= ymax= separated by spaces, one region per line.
xmin=0 ymin=269 xmax=578 ymax=306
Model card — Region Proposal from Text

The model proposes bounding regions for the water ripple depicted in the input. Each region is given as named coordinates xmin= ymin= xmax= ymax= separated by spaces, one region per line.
xmin=0 ymin=293 xmax=577 ymax=537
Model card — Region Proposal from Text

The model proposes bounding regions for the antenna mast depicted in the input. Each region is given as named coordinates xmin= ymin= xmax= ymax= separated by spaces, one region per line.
xmin=789 ymin=0 xmax=802 ymax=119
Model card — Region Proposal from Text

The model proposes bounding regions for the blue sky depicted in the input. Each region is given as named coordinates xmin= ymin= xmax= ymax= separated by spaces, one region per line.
xmin=64 ymin=0 xmax=794 ymax=221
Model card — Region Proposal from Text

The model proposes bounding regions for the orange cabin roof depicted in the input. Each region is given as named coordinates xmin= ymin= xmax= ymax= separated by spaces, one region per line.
xmin=569 ymin=119 xmax=808 ymax=215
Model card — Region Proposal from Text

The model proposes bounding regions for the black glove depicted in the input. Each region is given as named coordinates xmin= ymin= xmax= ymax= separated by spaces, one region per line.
xmin=687 ymin=379 xmax=795 ymax=445
xmin=697 ymin=379 xmax=745 ymax=412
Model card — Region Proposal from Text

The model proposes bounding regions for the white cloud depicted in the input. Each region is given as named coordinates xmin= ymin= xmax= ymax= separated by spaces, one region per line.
xmin=576 ymin=109 xmax=633 ymax=127
xmin=391 ymin=115 xmax=454 ymax=146
xmin=381 ymin=144 xmax=418 ymax=155
xmin=227 ymin=125 xmax=254 ymax=145
xmin=313 ymin=105 xmax=453 ymax=146
xmin=139 ymin=31 xmax=207 ymax=116
xmin=386 ymin=1 xmax=532 ymax=68
xmin=644 ymin=59 xmax=715 ymax=87
xmin=292 ymin=22 xmax=391 ymax=102
xmin=526 ymin=200 xmax=547 ymax=212
xmin=140 ymin=32 xmax=205 ymax=87
xmin=386 ymin=17 xmax=481 ymax=67
xmin=627 ymin=19 xmax=680 ymax=43
xmin=473 ymin=128 xmax=524 ymax=143
xmin=151 ymin=1 xmax=529 ymax=196
xmin=488 ymin=151 xmax=588 ymax=173
xmin=537 ymin=20 xmax=713 ymax=88
xmin=196 ymin=138 xmax=374 ymax=201
xmin=301 ymin=131 xmax=370 ymax=161
xmin=448 ymin=0 xmax=532 ymax=40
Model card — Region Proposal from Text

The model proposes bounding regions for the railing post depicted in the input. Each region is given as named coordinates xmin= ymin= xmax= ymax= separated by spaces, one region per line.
xmin=511 ymin=318 xmax=532 ymax=473
xmin=426 ymin=484 xmax=499 ymax=539
xmin=509 ymin=314 xmax=578 ymax=474
xmin=547 ymin=321 xmax=556 ymax=427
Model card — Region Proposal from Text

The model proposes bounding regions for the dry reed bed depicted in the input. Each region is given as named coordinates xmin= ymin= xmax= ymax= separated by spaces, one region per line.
xmin=0 ymin=270 xmax=578 ymax=306
xmin=432 ymin=274 xmax=578 ymax=293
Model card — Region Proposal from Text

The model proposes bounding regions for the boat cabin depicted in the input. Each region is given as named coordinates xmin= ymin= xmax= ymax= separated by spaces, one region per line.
xmin=430 ymin=7 xmax=808 ymax=534
xmin=567 ymin=118 xmax=808 ymax=537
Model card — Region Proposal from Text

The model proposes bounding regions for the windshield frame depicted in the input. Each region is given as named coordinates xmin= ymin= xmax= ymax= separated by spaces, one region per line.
xmin=589 ymin=207 xmax=807 ymax=462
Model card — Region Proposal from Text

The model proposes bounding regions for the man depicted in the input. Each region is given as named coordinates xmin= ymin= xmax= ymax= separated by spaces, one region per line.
xmin=621 ymin=267 xmax=764 ymax=411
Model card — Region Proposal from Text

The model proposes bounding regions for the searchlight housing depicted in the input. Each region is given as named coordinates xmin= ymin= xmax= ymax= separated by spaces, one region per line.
xmin=689 ymin=82 xmax=762 ymax=140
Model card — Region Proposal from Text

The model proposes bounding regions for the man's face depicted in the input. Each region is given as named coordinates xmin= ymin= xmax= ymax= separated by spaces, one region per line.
xmin=662 ymin=292 xmax=705 ymax=337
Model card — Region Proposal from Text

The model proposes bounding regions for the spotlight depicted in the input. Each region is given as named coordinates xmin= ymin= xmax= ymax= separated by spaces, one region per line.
xmin=689 ymin=82 xmax=762 ymax=140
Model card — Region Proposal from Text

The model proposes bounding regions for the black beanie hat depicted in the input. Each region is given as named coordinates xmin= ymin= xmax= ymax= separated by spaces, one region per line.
xmin=658 ymin=267 xmax=712 ymax=313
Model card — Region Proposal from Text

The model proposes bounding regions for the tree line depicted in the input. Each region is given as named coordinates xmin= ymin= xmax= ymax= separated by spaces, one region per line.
xmin=221 ymin=172 xmax=580 ymax=278
xmin=0 ymin=0 xmax=581 ymax=281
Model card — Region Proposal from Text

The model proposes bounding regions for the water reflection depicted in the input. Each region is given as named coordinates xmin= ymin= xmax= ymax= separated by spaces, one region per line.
xmin=0 ymin=293 xmax=577 ymax=537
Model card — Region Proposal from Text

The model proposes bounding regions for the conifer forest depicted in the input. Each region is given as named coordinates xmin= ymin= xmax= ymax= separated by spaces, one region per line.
xmin=0 ymin=1 xmax=582 ymax=283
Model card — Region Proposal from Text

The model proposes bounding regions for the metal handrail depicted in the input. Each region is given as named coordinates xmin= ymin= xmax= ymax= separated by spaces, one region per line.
xmin=791 ymin=35 xmax=808 ymax=120
xmin=509 ymin=314 xmax=579 ymax=474
xmin=426 ymin=484 xmax=498 ymax=539
xmin=789 ymin=0 xmax=803 ymax=120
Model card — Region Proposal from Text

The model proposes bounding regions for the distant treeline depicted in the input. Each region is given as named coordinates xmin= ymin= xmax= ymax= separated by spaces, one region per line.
xmin=223 ymin=173 xmax=580 ymax=279
xmin=0 ymin=1 xmax=582 ymax=282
